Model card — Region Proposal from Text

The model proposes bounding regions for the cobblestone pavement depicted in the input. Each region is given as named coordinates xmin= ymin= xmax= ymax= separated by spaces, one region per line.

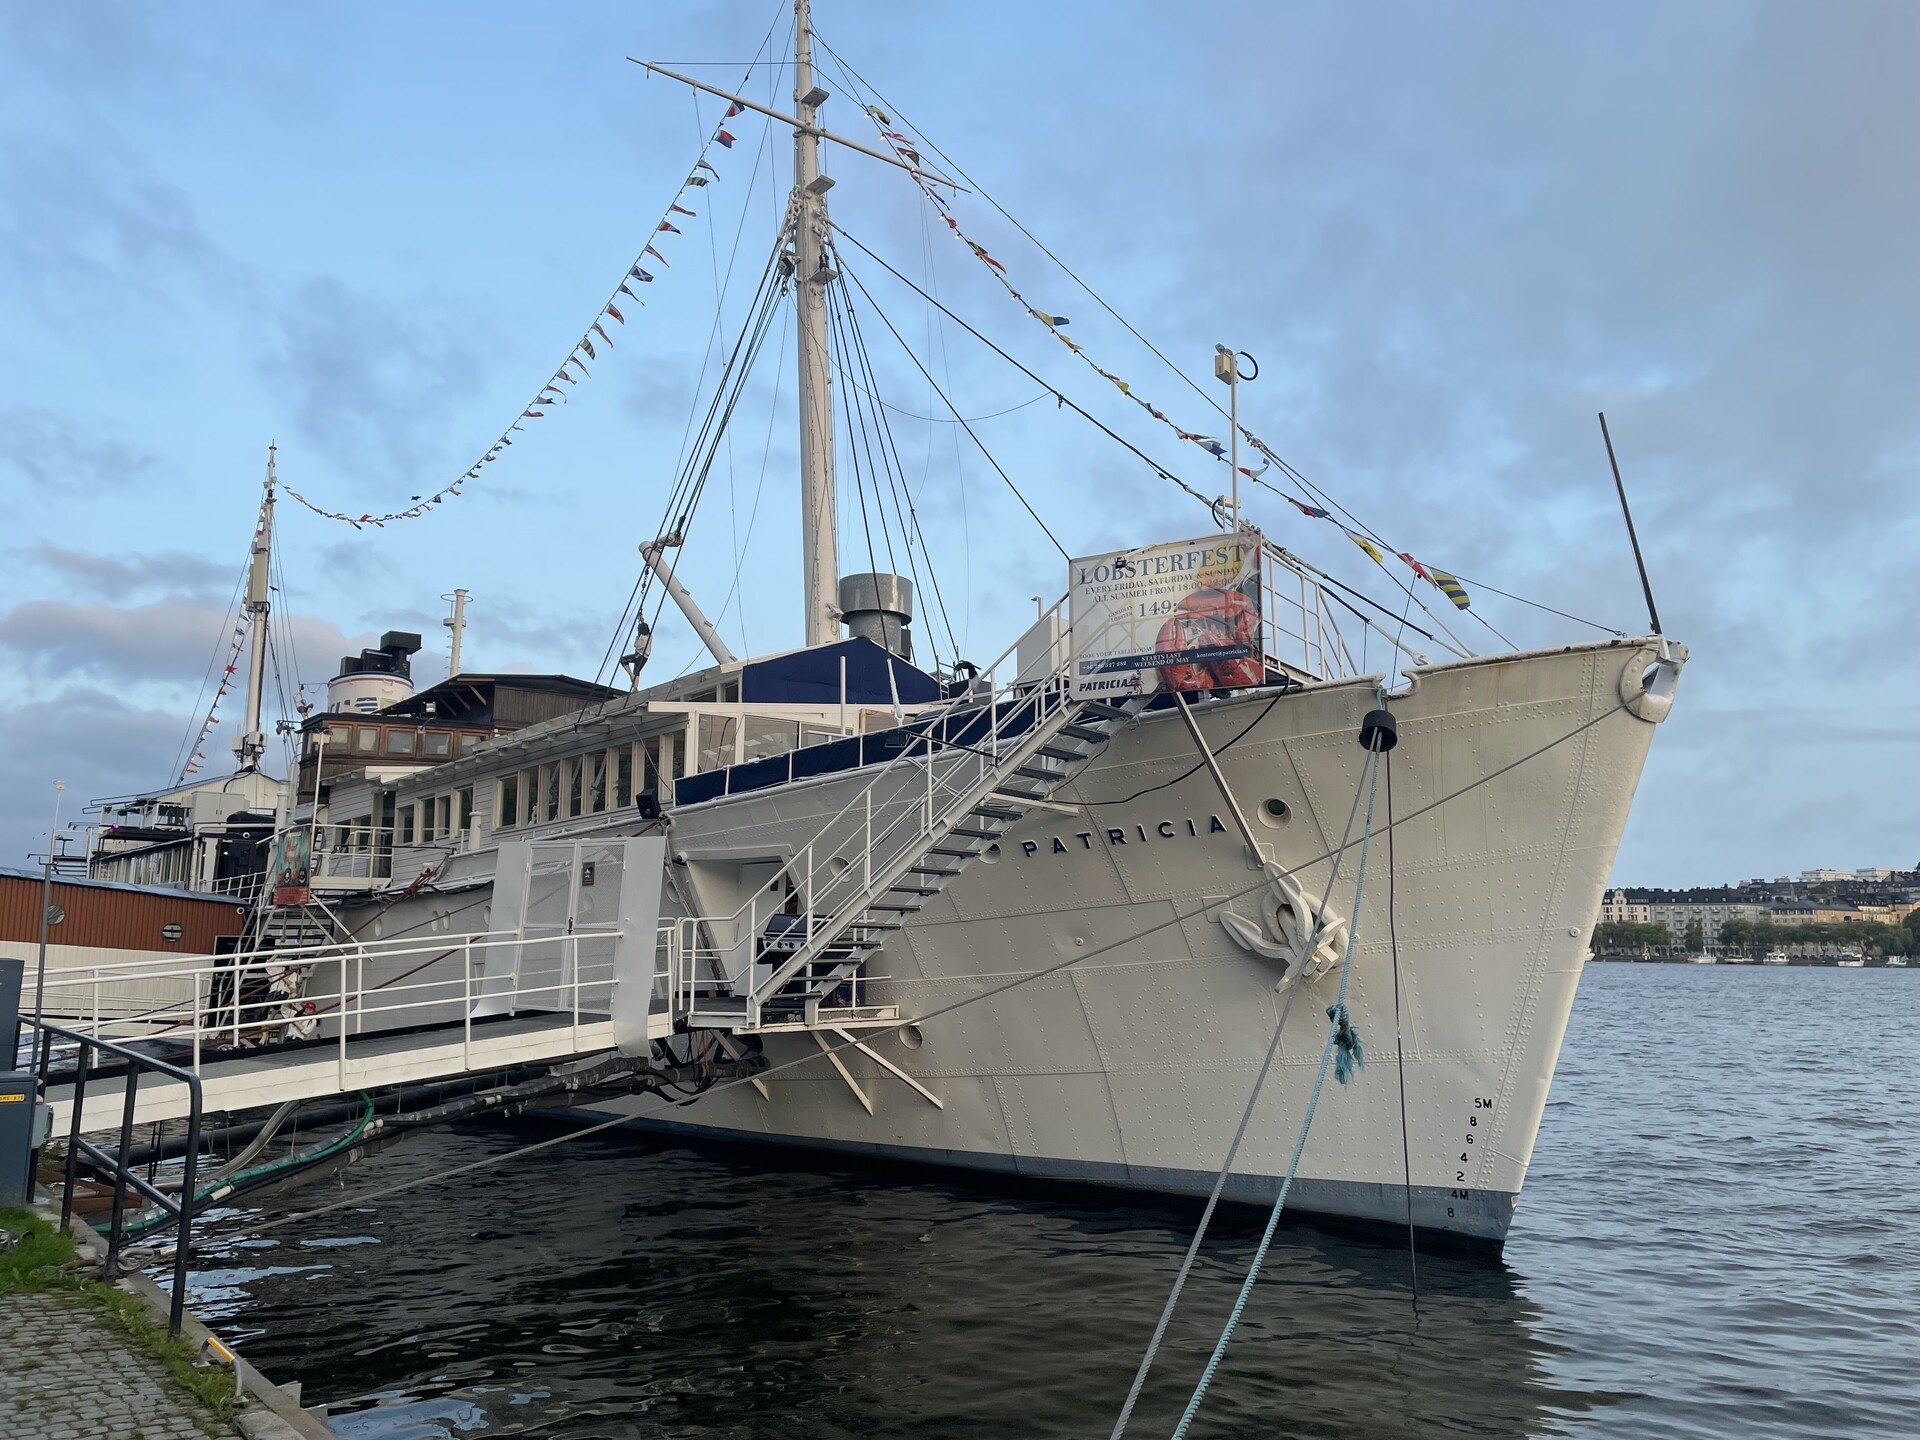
xmin=0 ymin=1291 xmax=242 ymax=1440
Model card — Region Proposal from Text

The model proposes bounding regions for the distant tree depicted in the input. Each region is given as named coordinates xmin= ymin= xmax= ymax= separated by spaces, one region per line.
xmin=1684 ymin=919 xmax=1705 ymax=952
xmin=1593 ymin=921 xmax=1673 ymax=953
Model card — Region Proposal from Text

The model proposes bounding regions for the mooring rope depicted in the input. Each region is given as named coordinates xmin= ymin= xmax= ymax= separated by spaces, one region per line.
xmin=1167 ymin=746 xmax=1382 ymax=1440
xmin=1109 ymin=742 xmax=1377 ymax=1440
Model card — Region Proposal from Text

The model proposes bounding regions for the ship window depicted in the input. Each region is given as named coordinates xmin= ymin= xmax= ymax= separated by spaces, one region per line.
xmin=387 ymin=730 xmax=416 ymax=756
xmin=566 ymin=757 xmax=583 ymax=817
xmin=457 ymin=786 xmax=473 ymax=833
xmin=435 ymin=794 xmax=453 ymax=837
xmin=424 ymin=731 xmax=453 ymax=758
xmin=698 ymin=714 xmax=738 ymax=772
xmin=614 ymin=747 xmax=633 ymax=807
xmin=357 ymin=727 xmax=378 ymax=753
xmin=418 ymin=799 xmax=437 ymax=842
xmin=541 ymin=763 xmax=560 ymax=822
xmin=398 ymin=804 xmax=416 ymax=844
xmin=742 ymin=717 xmax=800 ymax=762
xmin=497 ymin=775 xmax=519 ymax=829
xmin=588 ymin=752 xmax=608 ymax=813
xmin=641 ymin=737 xmax=663 ymax=795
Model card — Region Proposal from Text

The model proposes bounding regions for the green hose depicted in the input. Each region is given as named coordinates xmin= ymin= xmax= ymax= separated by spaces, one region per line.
xmin=122 ymin=1093 xmax=376 ymax=1237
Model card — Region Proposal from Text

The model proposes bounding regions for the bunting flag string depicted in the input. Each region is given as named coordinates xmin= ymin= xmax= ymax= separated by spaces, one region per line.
xmin=181 ymin=616 xmax=248 ymax=779
xmin=282 ymin=111 xmax=747 ymax=529
xmin=859 ymin=104 xmax=1474 ymax=614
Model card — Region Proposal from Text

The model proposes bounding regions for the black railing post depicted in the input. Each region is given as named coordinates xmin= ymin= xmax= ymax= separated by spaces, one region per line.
xmin=104 ymin=1066 xmax=139 ymax=1281
xmin=170 ymin=1072 xmax=203 ymax=1337
xmin=60 ymin=1039 xmax=90 ymax=1231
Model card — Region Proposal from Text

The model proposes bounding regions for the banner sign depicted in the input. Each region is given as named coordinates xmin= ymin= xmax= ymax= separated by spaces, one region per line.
xmin=1068 ymin=533 xmax=1264 ymax=699
xmin=268 ymin=828 xmax=313 ymax=907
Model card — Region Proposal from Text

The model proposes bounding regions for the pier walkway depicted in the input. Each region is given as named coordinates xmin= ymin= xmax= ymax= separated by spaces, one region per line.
xmin=0 ymin=1291 xmax=246 ymax=1440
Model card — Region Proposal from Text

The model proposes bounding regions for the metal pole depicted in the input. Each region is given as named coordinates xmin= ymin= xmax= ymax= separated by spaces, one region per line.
xmin=171 ymin=1074 xmax=203 ymax=1336
xmin=31 ymin=780 xmax=66 ymax=1035
xmin=105 ymin=1067 xmax=139 ymax=1281
xmin=445 ymin=587 xmax=469 ymax=678
xmin=60 ymin=1040 xmax=89 ymax=1230
xmin=1597 ymin=412 xmax=1662 ymax=635
xmin=234 ymin=446 xmax=275 ymax=770
xmin=792 ymin=0 xmax=840 ymax=646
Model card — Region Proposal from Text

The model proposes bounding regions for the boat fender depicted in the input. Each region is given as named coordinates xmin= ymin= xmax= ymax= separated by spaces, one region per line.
xmin=1619 ymin=638 xmax=1687 ymax=723
xmin=1357 ymin=708 xmax=1398 ymax=752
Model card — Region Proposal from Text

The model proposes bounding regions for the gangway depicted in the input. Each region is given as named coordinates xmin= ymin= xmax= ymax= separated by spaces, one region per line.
xmin=36 ymin=839 xmax=680 ymax=1131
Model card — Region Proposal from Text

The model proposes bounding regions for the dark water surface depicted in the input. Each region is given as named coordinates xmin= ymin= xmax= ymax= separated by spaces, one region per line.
xmin=190 ymin=966 xmax=1920 ymax=1438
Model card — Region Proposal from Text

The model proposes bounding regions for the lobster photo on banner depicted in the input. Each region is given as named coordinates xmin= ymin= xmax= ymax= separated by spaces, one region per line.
xmin=1068 ymin=534 xmax=1264 ymax=699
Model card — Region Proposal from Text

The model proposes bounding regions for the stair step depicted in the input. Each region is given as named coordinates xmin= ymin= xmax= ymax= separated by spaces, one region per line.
xmin=1014 ymin=764 xmax=1066 ymax=781
xmin=870 ymin=901 xmax=924 ymax=913
xmin=1059 ymin=723 xmax=1109 ymax=743
xmin=1036 ymin=744 xmax=1085 ymax=761
xmin=949 ymin=826 xmax=1003 ymax=840
xmin=1081 ymin=701 xmax=1132 ymax=719
xmin=972 ymin=803 xmax=1022 ymax=820
xmin=888 ymin=884 xmax=941 ymax=896
xmin=908 ymin=862 xmax=963 ymax=876
xmin=927 ymin=845 xmax=981 ymax=859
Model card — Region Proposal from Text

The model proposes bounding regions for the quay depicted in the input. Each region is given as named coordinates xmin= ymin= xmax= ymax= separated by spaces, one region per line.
xmin=1 ymin=1207 xmax=330 ymax=1440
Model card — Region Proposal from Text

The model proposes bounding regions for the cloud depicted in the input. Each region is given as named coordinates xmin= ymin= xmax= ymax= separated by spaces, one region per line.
xmin=257 ymin=275 xmax=496 ymax=488
xmin=0 ymin=687 xmax=192 ymax=865
xmin=12 ymin=543 xmax=232 ymax=603
xmin=0 ymin=407 xmax=166 ymax=493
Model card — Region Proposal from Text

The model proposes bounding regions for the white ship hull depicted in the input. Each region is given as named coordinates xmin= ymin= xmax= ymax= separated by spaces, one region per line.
xmin=343 ymin=635 xmax=1672 ymax=1247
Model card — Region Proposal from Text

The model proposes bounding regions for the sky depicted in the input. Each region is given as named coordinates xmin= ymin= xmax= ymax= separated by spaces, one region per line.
xmin=0 ymin=1 xmax=1913 ymax=884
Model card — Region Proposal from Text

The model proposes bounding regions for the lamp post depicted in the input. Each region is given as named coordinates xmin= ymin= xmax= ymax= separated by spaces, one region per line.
xmin=30 ymin=780 xmax=67 ymax=1033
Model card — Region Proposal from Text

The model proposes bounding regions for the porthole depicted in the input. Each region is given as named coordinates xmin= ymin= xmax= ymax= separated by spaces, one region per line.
xmin=161 ymin=922 xmax=183 ymax=943
xmin=979 ymin=843 xmax=1002 ymax=865
xmin=1257 ymin=798 xmax=1292 ymax=828
xmin=828 ymin=856 xmax=851 ymax=877
xmin=899 ymin=1024 xmax=925 ymax=1051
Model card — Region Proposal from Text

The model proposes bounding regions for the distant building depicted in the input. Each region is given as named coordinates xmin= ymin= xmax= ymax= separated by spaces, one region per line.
xmin=1854 ymin=867 xmax=1894 ymax=882
xmin=1801 ymin=868 xmax=1853 ymax=883
xmin=1812 ymin=905 xmax=1868 ymax=924
xmin=1601 ymin=889 xmax=1651 ymax=925
xmin=1861 ymin=900 xmax=1920 ymax=923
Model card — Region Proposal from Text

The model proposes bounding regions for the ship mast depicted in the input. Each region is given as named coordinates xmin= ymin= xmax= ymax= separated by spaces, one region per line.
xmin=234 ymin=443 xmax=276 ymax=771
xmin=633 ymin=8 xmax=966 ymax=649
xmin=791 ymin=0 xmax=839 ymax=647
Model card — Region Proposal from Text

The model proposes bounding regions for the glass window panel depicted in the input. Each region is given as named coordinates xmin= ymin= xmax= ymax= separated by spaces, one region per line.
xmin=424 ymin=731 xmax=452 ymax=758
xmin=697 ymin=715 xmax=737 ymax=772
xmin=615 ymin=747 xmax=633 ymax=807
xmin=542 ymin=763 xmax=559 ymax=822
xmin=588 ymin=752 xmax=608 ymax=813
xmin=566 ymin=758 xmax=583 ymax=817
xmin=741 ymin=717 xmax=801 ymax=762
xmin=358 ymin=728 xmax=378 ymax=752
xmin=386 ymin=730 xmax=416 ymax=755
xmin=497 ymin=775 xmax=519 ymax=829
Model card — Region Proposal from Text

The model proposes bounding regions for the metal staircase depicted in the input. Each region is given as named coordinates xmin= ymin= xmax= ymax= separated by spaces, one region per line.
xmin=679 ymin=597 xmax=1150 ymax=1032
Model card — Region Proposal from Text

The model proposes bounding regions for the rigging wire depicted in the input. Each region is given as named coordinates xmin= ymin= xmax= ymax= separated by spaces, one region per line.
xmin=836 ymin=253 xmax=1068 ymax=559
xmin=834 ymin=270 xmax=963 ymax=662
xmin=171 ymin=567 xmax=247 ymax=781
xmin=832 ymin=224 xmax=1213 ymax=511
xmin=817 ymin=34 xmax=1565 ymax=654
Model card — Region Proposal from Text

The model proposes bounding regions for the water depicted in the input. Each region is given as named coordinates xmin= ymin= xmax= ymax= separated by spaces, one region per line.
xmin=188 ymin=966 xmax=1920 ymax=1438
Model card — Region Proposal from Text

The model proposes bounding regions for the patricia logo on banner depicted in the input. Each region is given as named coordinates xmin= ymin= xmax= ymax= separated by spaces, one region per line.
xmin=1067 ymin=534 xmax=1264 ymax=700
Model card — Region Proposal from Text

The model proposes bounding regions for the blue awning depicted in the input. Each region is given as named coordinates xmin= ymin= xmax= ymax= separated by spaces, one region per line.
xmin=739 ymin=637 xmax=939 ymax=707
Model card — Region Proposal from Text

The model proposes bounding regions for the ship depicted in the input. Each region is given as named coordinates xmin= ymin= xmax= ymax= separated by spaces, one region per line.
xmin=59 ymin=2 xmax=1684 ymax=1250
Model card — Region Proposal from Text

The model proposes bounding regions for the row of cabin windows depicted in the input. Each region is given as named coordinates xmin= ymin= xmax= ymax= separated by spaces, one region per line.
xmin=395 ymin=786 xmax=474 ymax=845
xmin=310 ymin=723 xmax=485 ymax=762
xmin=494 ymin=735 xmax=684 ymax=830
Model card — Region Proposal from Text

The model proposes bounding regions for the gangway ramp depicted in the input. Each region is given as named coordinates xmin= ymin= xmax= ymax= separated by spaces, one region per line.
xmin=38 ymin=837 xmax=679 ymax=1130
xmin=46 ymin=1010 xmax=629 ymax=1131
